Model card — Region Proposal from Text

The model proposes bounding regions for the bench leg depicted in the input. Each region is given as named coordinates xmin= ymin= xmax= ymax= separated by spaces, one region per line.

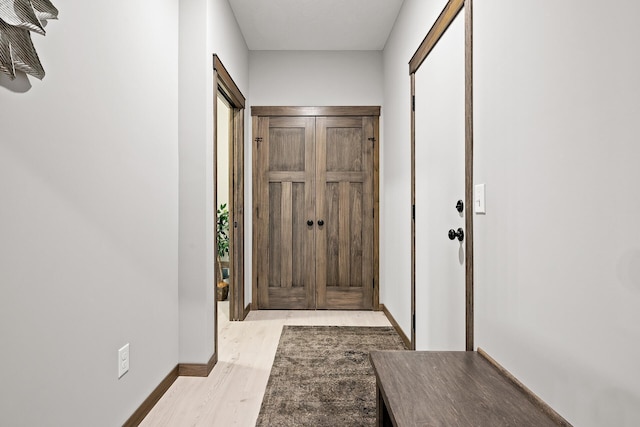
xmin=377 ymin=384 xmax=393 ymax=426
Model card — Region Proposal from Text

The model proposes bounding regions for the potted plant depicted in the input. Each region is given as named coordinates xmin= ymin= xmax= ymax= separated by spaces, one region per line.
xmin=216 ymin=203 xmax=230 ymax=301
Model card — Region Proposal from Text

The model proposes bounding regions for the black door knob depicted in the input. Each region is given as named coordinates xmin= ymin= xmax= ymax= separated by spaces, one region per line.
xmin=307 ymin=220 xmax=314 ymax=226
xmin=456 ymin=200 xmax=464 ymax=213
xmin=448 ymin=228 xmax=464 ymax=242
xmin=317 ymin=219 xmax=325 ymax=226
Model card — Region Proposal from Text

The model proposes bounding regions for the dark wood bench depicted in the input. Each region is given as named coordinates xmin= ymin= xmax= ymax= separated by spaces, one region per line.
xmin=369 ymin=351 xmax=570 ymax=426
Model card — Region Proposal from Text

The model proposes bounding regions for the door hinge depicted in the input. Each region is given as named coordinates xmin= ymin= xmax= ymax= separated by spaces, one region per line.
xmin=255 ymin=137 xmax=263 ymax=143
xmin=412 ymin=95 xmax=415 ymax=111
xmin=412 ymin=313 xmax=416 ymax=330
xmin=234 ymin=221 xmax=238 ymax=228
xmin=412 ymin=204 xmax=415 ymax=220
xmin=373 ymin=279 xmax=375 ymax=289
xmin=367 ymin=137 xmax=376 ymax=145
xmin=373 ymin=208 xmax=375 ymax=218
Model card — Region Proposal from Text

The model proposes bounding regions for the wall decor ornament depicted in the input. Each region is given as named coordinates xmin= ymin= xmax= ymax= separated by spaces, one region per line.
xmin=0 ymin=0 xmax=58 ymax=80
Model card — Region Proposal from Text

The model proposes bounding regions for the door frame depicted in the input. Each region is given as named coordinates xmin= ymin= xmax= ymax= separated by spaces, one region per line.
xmin=409 ymin=0 xmax=474 ymax=351
xmin=251 ymin=106 xmax=381 ymax=310
xmin=213 ymin=54 xmax=246 ymax=322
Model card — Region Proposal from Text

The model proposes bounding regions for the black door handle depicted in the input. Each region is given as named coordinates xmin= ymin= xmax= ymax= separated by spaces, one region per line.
xmin=307 ymin=220 xmax=314 ymax=226
xmin=456 ymin=200 xmax=464 ymax=213
xmin=317 ymin=219 xmax=324 ymax=226
xmin=448 ymin=228 xmax=464 ymax=242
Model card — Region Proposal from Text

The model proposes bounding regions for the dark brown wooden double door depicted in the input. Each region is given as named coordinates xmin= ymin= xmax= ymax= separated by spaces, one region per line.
xmin=253 ymin=111 xmax=377 ymax=310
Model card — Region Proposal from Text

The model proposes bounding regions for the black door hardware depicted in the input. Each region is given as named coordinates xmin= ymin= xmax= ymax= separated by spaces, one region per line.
xmin=317 ymin=219 xmax=325 ymax=226
xmin=456 ymin=200 xmax=464 ymax=213
xmin=448 ymin=228 xmax=464 ymax=242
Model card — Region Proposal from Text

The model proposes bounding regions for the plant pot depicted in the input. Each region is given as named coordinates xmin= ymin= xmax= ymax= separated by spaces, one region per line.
xmin=217 ymin=281 xmax=229 ymax=301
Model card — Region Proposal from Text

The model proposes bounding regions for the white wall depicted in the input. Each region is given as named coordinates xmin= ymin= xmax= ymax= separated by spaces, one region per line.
xmin=178 ymin=0 xmax=248 ymax=364
xmin=249 ymin=51 xmax=383 ymax=106
xmin=0 ymin=0 xmax=179 ymax=425
xmin=474 ymin=1 xmax=640 ymax=425
xmin=247 ymin=50 xmax=384 ymax=304
xmin=382 ymin=0 xmax=448 ymax=339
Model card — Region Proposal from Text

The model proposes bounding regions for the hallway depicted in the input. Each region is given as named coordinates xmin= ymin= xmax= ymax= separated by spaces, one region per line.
xmin=3 ymin=1 xmax=640 ymax=425
xmin=141 ymin=304 xmax=391 ymax=426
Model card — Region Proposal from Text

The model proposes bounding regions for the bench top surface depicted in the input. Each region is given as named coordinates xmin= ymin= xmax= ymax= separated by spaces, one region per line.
xmin=369 ymin=351 xmax=560 ymax=427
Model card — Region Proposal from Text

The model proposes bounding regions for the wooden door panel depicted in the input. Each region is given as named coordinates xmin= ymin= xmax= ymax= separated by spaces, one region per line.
xmin=326 ymin=128 xmax=363 ymax=172
xmin=325 ymin=288 xmax=365 ymax=310
xmin=256 ymin=117 xmax=315 ymax=309
xmin=291 ymin=182 xmax=307 ymax=288
xmin=267 ymin=181 xmax=309 ymax=290
xmin=347 ymin=182 xmax=363 ymax=287
xmin=323 ymin=181 xmax=366 ymax=288
xmin=266 ymin=287 xmax=309 ymax=309
xmin=266 ymin=182 xmax=308 ymax=310
xmin=254 ymin=111 xmax=377 ymax=311
xmin=316 ymin=117 xmax=373 ymax=309
xmin=268 ymin=128 xmax=306 ymax=171
xmin=323 ymin=182 xmax=339 ymax=287
xmin=267 ymin=182 xmax=282 ymax=287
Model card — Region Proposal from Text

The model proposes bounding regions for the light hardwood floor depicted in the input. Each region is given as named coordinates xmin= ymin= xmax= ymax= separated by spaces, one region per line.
xmin=140 ymin=302 xmax=392 ymax=426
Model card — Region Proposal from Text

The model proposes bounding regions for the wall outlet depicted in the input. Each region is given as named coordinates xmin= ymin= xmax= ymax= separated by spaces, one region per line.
xmin=118 ymin=343 xmax=130 ymax=379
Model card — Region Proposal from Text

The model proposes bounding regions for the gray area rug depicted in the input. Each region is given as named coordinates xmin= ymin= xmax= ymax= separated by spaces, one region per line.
xmin=256 ymin=325 xmax=406 ymax=426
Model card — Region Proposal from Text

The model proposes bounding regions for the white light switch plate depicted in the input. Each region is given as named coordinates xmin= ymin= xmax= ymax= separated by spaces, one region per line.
xmin=475 ymin=184 xmax=486 ymax=214
xmin=118 ymin=343 xmax=130 ymax=379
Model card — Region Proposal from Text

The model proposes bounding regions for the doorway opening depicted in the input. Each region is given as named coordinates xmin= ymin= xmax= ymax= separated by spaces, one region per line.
xmin=216 ymin=94 xmax=233 ymax=318
xmin=213 ymin=54 xmax=246 ymax=346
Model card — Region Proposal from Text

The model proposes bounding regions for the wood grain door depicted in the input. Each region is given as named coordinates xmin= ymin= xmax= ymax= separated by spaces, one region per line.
xmin=254 ymin=111 xmax=376 ymax=310
xmin=255 ymin=117 xmax=316 ymax=309
xmin=316 ymin=117 xmax=374 ymax=309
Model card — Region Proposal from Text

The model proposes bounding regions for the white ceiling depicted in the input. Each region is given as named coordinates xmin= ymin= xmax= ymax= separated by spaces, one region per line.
xmin=228 ymin=0 xmax=405 ymax=50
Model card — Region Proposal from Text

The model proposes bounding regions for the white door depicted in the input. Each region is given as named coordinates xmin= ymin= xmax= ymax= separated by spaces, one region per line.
xmin=414 ymin=12 xmax=466 ymax=351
